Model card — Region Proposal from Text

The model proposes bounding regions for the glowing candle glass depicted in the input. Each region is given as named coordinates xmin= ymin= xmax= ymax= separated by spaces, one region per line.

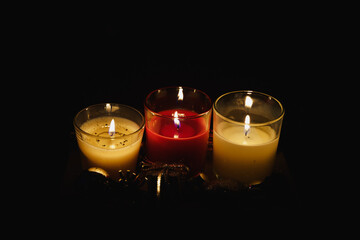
xmin=144 ymin=86 xmax=212 ymax=176
xmin=213 ymin=91 xmax=284 ymax=186
xmin=74 ymin=103 xmax=145 ymax=180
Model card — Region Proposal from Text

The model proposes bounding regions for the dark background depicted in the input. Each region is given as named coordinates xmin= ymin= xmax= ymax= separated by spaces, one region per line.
xmin=47 ymin=15 xmax=317 ymax=208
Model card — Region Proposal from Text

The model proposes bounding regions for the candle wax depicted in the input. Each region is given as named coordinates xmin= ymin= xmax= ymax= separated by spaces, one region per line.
xmin=159 ymin=121 xmax=196 ymax=138
xmin=213 ymin=122 xmax=279 ymax=185
xmin=220 ymin=125 xmax=275 ymax=145
xmin=146 ymin=109 xmax=209 ymax=176
xmin=77 ymin=116 xmax=142 ymax=179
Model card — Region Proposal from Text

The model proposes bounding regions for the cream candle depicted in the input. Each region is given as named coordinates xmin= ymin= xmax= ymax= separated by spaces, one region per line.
xmin=212 ymin=91 xmax=284 ymax=186
xmin=213 ymin=122 xmax=279 ymax=185
xmin=74 ymin=103 xmax=144 ymax=180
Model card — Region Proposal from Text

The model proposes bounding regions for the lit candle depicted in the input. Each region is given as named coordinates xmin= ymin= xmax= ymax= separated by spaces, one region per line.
xmin=213 ymin=122 xmax=279 ymax=185
xmin=74 ymin=103 xmax=144 ymax=180
xmin=145 ymin=87 xmax=212 ymax=176
xmin=146 ymin=109 xmax=209 ymax=176
xmin=213 ymin=91 xmax=284 ymax=186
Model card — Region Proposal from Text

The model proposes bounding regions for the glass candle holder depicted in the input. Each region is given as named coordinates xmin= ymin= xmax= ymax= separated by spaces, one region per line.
xmin=144 ymin=86 xmax=212 ymax=176
xmin=74 ymin=103 xmax=145 ymax=180
xmin=213 ymin=90 xmax=284 ymax=187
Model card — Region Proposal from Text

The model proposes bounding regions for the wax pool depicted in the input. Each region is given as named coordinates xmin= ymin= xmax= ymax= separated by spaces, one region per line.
xmin=213 ymin=122 xmax=279 ymax=185
xmin=77 ymin=116 xmax=142 ymax=179
xmin=145 ymin=109 xmax=209 ymax=176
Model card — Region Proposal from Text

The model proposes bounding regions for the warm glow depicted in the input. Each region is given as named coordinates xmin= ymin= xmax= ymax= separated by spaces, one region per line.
xmin=157 ymin=173 xmax=161 ymax=198
xmin=173 ymin=111 xmax=181 ymax=129
xmin=106 ymin=103 xmax=111 ymax=112
xmin=244 ymin=114 xmax=250 ymax=136
xmin=109 ymin=119 xmax=115 ymax=137
xmin=173 ymin=111 xmax=181 ymax=138
xmin=88 ymin=167 xmax=109 ymax=177
xmin=178 ymin=86 xmax=184 ymax=101
xmin=245 ymin=96 xmax=253 ymax=108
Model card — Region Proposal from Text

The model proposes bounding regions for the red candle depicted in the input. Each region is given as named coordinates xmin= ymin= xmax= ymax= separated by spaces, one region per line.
xmin=145 ymin=109 xmax=209 ymax=176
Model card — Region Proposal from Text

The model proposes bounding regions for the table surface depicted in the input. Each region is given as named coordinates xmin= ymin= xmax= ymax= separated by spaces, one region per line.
xmin=60 ymin=130 xmax=301 ymax=213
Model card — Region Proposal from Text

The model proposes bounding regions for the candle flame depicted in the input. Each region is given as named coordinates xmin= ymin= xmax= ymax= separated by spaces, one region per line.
xmin=245 ymin=96 xmax=253 ymax=108
xmin=109 ymin=118 xmax=115 ymax=137
xmin=173 ymin=111 xmax=181 ymax=130
xmin=244 ymin=114 xmax=250 ymax=136
xmin=178 ymin=86 xmax=184 ymax=101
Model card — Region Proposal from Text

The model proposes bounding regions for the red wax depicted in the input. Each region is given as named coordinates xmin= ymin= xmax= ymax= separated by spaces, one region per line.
xmin=145 ymin=109 xmax=209 ymax=176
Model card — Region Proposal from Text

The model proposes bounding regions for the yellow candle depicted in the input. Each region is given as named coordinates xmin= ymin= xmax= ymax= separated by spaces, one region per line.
xmin=77 ymin=116 xmax=142 ymax=179
xmin=213 ymin=121 xmax=279 ymax=185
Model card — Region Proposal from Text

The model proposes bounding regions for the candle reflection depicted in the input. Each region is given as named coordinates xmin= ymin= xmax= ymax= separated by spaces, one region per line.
xmin=88 ymin=167 xmax=109 ymax=177
xmin=157 ymin=173 xmax=162 ymax=198
xmin=245 ymin=95 xmax=253 ymax=108
xmin=178 ymin=86 xmax=184 ymax=101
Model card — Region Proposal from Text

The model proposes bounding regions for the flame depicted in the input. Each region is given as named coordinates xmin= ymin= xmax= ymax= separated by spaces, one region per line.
xmin=173 ymin=111 xmax=181 ymax=129
xmin=173 ymin=111 xmax=180 ymax=138
xmin=178 ymin=86 xmax=184 ymax=101
xmin=244 ymin=114 xmax=250 ymax=136
xmin=109 ymin=118 xmax=115 ymax=137
xmin=245 ymin=96 xmax=253 ymax=108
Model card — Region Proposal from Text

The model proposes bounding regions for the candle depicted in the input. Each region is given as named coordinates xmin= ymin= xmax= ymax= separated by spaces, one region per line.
xmin=213 ymin=122 xmax=279 ymax=185
xmin=144 ymin=87 xmax=212 ymax=176
xmin=213 ymin=91 xmax=284 ymax=186
xmin=74 ymin=103 xmax=144 ymax=180
xmin=146 ymin=109 xmax=209 ymax=176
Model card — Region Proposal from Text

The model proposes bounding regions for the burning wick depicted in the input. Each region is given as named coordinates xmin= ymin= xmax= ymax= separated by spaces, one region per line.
xmin=173 ymin=111 xmax=181 ymax=130
xmin=108 ymin=119 xmax=116 ymax=137
xmin=244 ymin=114 xmax=250 ymax=137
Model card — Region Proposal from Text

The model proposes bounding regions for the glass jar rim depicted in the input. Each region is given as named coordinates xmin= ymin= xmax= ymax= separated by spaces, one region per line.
xmin=73 ymin=103 xmax=145 ymax=139
xmin=144 ymin=86 xmax=212 ymax=119
xmin=213 ymin=90 xmax=285 ymax=126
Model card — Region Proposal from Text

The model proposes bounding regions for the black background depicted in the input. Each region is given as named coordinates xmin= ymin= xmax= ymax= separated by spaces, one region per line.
xmin=45 ymin=14 xmax=319 ymax=209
